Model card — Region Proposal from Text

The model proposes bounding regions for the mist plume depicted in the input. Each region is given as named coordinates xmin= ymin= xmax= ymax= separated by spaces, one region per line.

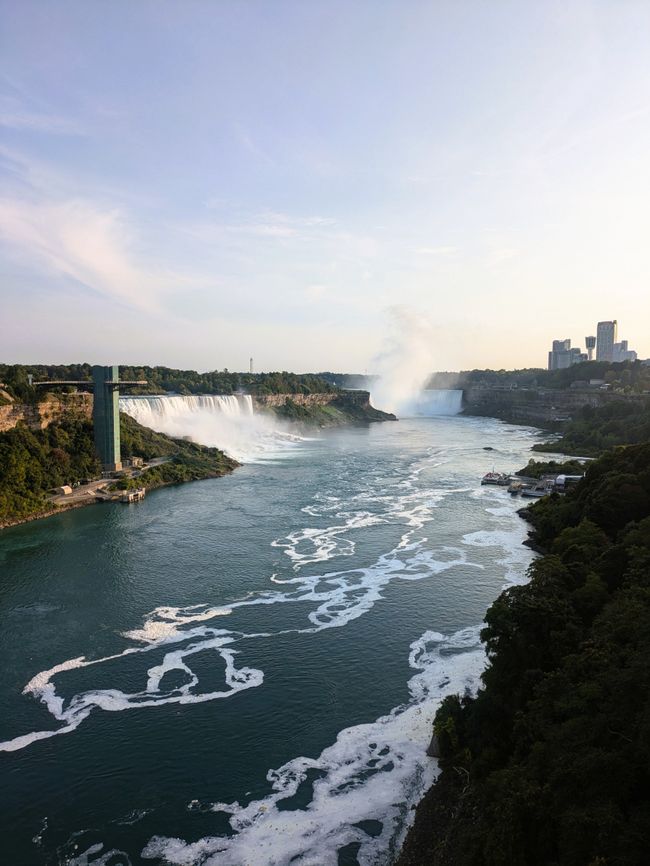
xmin=369 ymin=306 xmax=436 ymax=415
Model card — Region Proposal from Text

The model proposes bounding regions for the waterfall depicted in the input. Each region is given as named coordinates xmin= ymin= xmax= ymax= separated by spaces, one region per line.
xmin=404 ymin=389 xmax=463 ymax=417
xmin=120 ymin=394 xmax=254 ymax=426
xmin=119 ymin=394 xmax=304 ymax=463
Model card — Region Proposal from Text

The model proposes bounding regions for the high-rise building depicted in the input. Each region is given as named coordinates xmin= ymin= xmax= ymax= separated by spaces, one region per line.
xmin=613 ymin=340 xmax=638 ymax=363
xmin=548 ymin=339 xmax=583 ymax=370
xmin=596 ymin=320 xmax=618 ymax=362
xmin=585 ymin=336 xmax=596 ymax=361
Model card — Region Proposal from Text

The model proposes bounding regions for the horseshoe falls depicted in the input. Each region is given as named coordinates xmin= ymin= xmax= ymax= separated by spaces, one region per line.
xmin=407 ymin=389 xmax=463 ymax=416
xmin=368 ymin=387 xmax=463 ymax=418
xmin=0 ymin=415 xmax=540 ymax=866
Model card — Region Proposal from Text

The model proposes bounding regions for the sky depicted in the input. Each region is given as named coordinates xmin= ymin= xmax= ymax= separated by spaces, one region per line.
xmin=1 ymin=0 xmax=650 ymax=373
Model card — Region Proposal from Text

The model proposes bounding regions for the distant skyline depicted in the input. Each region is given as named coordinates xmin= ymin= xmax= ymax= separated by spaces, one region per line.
xmin=2 ymin=1 xmax=650 ymax=372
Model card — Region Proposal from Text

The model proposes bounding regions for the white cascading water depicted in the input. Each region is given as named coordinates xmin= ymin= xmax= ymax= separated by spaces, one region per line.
xmin=407 ymin=389 xmax=463 ymax=416
xmin=369 ymin=386 xmax=463 ymax=418
xmin=119 ymin=395 xmax=307 ymax=463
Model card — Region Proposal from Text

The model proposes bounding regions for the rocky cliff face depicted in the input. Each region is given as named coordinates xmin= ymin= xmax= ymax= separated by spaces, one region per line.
xmin=0 ymin=393 xmax=93 ymax=433
xmin=254 ymin=390 xmax=396 ymax=425
xmin=463 ymin=385 xmax=641 ymax=424
xmin=253 ymin=390 xmax=373 ymax=409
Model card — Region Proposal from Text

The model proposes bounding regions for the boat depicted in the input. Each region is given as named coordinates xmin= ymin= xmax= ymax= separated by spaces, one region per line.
xmin=521 ymin=479 xmax=554 ymax=498
xmin=481 ymin=472 xmax=509 ymax=486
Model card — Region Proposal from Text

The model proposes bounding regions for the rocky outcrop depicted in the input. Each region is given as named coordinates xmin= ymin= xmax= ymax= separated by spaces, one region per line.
xmin=253 ymin=390 xmax=373 ymax=409
xmin=254 ymin=390 xmax=396 ymax=425
xmin=0 ymin=393 xmax=93 ymax=432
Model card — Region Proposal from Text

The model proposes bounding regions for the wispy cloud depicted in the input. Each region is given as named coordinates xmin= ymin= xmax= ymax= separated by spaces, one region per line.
xmin=0 ymin=197 xmax=178 ymax=312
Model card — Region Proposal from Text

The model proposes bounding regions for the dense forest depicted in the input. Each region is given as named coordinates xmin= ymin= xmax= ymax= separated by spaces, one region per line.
xmin=0 ymin=419 xmax=100 ymax=523
xmin=428 ymin=359 xmax=650 ymax=394
xmin=515 ymin=457 xmax=588 ymax=479
xmin=0 ymin=364 xmax=338 ymax=400
xmin=399 ymin=442 xmax=650 ymax=866
xmin=534 ymin=399 xmax=650 ymax=457
xmin=0 ymin=414 xmax=236 ymax=527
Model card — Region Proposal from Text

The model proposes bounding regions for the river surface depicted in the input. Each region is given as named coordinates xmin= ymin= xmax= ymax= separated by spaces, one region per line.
xmin=0 ymin=416 xmax=540 ymax=866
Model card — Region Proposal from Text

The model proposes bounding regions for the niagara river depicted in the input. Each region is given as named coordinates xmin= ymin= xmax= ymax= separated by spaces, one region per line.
xmin=0 ymin=413 xmax=540 ymax=865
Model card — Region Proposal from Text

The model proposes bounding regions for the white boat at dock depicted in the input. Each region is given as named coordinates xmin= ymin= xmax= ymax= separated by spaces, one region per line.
xmin=481 ymin=471 xmax=510 ymax=486
xmin=521 ymin=479 xmax=555 ymax=498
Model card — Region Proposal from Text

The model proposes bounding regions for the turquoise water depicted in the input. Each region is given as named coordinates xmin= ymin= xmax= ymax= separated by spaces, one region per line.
xmin=0 ymin=417 xmax=539 ymax=866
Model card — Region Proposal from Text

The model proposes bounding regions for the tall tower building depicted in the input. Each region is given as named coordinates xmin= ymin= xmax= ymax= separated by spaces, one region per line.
xmin=548 ymin=339 xmax=581 ymax=370
xmin=92 ymin=365 xmax=122 ymax=471
xmin=585 ymin=336 xmax=596 ymax=361
xmin=596 ymin=320 xmax=617 ymax=362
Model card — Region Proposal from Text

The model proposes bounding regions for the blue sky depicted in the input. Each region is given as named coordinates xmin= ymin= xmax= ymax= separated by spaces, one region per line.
xmin=2 ymin=0 xmax=650 ymax=371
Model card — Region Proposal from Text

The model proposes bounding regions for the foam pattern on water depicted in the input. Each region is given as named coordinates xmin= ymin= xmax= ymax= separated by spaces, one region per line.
xmin=4 ymin=420 xmax=536 ymax=866
xmin=142 ymin=627 xmax=482 ymax=866
xmin=1 ymin=441 xmax=490 ymax=754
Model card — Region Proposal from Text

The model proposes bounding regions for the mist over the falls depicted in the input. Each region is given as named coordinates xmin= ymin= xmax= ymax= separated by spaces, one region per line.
xmin=369 ymin=307 xmax=462 ymax=417
xmin=120 ymin=395 xmax=307 ymax=463
xmin=119 ymin=307 xmax=465 ymax=465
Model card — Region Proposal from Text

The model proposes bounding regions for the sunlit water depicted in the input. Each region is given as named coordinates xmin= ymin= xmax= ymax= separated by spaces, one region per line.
xmin=0 ymin=417 xmax=541 ymax=865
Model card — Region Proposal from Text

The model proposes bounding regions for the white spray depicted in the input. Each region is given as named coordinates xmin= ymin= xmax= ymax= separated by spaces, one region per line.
xmin=370 ymin=306 xmax=462 ymax=417
xmin=119 ymin=395 xmax=306 ymax=463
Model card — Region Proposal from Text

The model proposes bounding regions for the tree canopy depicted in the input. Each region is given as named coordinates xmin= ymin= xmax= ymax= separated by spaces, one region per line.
xmin=405 ymin=443 xmax=650 ymax=866
xmin=0 ymin=363 xmax=339 ymax=401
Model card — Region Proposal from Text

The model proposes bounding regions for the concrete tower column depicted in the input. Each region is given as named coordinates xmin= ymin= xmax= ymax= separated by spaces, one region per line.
xmin=92 ymin=365 xmax=122 ymax=471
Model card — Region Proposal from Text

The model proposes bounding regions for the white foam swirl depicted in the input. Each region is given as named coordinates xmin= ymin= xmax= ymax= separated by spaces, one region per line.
xmin=142 ymin=627 xmax=484 ymax=866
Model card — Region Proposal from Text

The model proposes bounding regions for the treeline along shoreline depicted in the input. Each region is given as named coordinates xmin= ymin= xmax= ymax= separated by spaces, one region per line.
xmin=398 ymin=440 xmax=650 ymax=865
xmin=0 ymin=413 xmax=238 ymax=530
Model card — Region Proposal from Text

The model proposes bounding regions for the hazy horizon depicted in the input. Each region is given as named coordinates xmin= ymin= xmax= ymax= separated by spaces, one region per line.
xmin=2 ymin=1 xmax=650 ymax=371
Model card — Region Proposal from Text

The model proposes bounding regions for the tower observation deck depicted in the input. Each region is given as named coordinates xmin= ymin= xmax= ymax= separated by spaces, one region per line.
xmin=33 ymin=365 xmax=147 ymax=471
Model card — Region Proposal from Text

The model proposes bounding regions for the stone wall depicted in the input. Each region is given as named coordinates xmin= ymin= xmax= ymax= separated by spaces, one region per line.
xmin=0 ymin=393 xmax=93 ymax=433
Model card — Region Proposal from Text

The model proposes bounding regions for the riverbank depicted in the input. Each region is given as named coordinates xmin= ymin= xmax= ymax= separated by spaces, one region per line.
xmin=463 ymin=387 xmax=650 ymax=458
xmin=396 ymin=441 xmax=650 ymax=865
xmin=0 ymin=498 xmax=95 ymax=531
xmin=0 ymin=414 xmax=238 ymax=532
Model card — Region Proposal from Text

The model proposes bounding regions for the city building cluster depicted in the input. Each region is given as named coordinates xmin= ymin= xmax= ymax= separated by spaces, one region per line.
xmin=547 ymin=320 xmax=638 ymax=370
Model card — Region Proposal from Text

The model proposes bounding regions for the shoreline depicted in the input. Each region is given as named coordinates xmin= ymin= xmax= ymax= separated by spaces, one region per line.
xmin=395 ymin=416 xmax=543 ymax=865
xmin=396 ymin=514 xmax=537 ymax=866
xmin=0 ymin=468 xmax=238 ymax=534
xmin=0 ymin=499 xmax=98 ymax=532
